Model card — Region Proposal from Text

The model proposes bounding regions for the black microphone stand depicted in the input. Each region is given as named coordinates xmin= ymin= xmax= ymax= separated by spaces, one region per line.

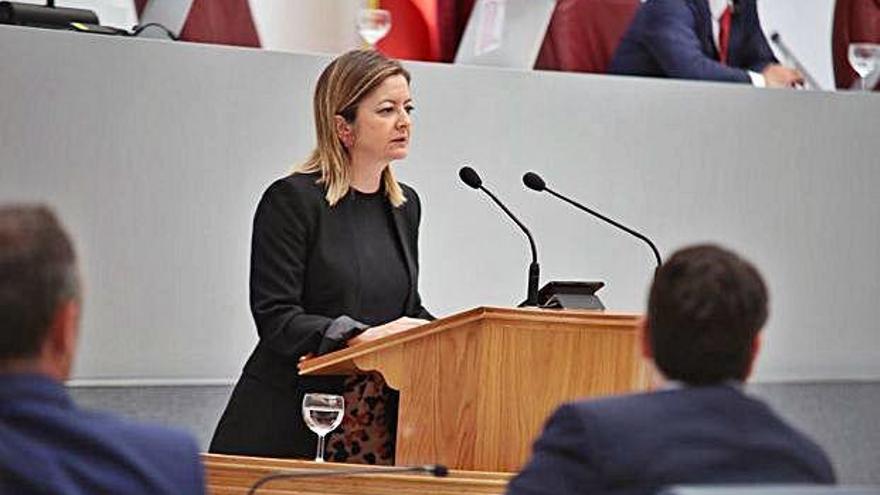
xmin=459 ymin=166 xmax=540 ymax=307
xmin=545 ymin=187 xmax=662 ymax=267
xmin=523 ymin=172 xmax=661 ymax=268
xmin=477 ymin=186 xmax=540 ymax=307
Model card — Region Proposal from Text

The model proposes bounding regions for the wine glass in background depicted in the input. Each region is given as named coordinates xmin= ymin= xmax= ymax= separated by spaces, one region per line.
xmin=356 ymin=8 xmax=392 ymax=48
xmin=847 ymin=43 xmax=880 ymax=91
xmin=302 ymin=393 xmax=344 ymax=463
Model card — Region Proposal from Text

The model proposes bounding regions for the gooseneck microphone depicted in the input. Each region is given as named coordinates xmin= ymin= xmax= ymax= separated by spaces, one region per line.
xmin=769 ymin=32 xmax=822 ymax=90
xmin=523 ymin=172 xmax=662 ymax=268
xmin=248 ymin=464 xmax=449 ymax=494
xmin=459 ymin=165 xmax=540 ymax=307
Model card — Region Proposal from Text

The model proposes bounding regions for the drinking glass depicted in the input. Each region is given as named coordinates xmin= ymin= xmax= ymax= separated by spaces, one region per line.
xmin=356 ymin=8 xmax=392 ymax=48
xmin=302 ymin=393 xmax=344 ymax=463
xmin=848 ymin=43 xmax=880 ymax=91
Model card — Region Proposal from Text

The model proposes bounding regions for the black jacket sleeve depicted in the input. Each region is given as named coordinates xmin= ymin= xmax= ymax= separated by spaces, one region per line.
xmin=249 ymin=179 xmax=367 ymax=358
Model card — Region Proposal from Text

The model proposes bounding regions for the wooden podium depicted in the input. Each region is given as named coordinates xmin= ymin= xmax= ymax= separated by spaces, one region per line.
xmin=203 ymin=453 xmax=512 ymax=495
xmin=299 ymin=306 xmax=650 ymax=473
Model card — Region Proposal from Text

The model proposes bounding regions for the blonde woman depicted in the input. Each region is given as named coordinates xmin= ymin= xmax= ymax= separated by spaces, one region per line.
xmin=210 ymin=50 xmax=432 ymax=464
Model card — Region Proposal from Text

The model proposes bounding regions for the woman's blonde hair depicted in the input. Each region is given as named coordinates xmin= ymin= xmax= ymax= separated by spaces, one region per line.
xmin=296 ymin=49 xmax=411 ymax=207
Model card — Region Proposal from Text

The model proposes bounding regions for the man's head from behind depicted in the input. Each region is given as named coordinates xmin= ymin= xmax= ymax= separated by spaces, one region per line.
xmin=646 ymin=244 xmax=768 ymax=385
xmin=0 ymin=205 xmax=80 ymax=381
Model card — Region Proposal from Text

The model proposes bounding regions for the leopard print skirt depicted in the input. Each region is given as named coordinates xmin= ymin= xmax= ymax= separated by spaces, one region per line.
xmin=325 ymin=372 xmax=395 ymax=465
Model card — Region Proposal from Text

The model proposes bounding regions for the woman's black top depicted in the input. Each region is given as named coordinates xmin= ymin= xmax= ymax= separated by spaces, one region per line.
xmin=209 ymin=172 xmax=432 ymax=458
xmin=348 ymin=189 xmax=410 ymax=326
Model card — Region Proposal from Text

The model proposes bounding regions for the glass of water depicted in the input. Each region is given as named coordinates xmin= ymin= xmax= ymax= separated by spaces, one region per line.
xmin=848 ymin=43 xmax=880 ymax=91
xmin=302 ymin=393 xmax=344 ymax=463
xmin=356 ymin=8 xmax=392 ymax=48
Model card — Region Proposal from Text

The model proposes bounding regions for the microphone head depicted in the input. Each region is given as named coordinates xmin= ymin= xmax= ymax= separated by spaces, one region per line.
xmin=424 ymin=464 xmax=449 ymax=477
xmin=522 ymin=171 xmax=546 ymax=192
xmin=458 ymin=166 xmax=482 ymax=189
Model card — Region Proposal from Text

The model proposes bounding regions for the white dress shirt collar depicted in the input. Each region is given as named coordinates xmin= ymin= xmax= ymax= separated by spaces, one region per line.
xmin=708 ymin=0 xmax=732 ymax=21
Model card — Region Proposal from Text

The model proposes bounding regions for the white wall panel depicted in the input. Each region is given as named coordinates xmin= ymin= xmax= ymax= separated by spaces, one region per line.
xmin=1 ymin=25 xmax=877 ymax=383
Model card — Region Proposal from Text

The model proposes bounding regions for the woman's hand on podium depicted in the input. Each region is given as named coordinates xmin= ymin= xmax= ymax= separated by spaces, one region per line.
xmin=347 ymin=317 xmax=429 ymax=347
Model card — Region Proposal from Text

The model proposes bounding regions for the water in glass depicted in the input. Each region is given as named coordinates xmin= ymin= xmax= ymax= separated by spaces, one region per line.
xmin=301 ymin=393 xmax=344 ymax=462
xmin=304 ymin=405 xmax=343 ymax=436
xmin=848 ymin=43 xmax=880 ymax=90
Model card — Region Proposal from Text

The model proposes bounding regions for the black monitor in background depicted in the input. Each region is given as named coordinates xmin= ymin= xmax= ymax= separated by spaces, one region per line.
xmin=0 ymin=1 xmax=98 ymax=30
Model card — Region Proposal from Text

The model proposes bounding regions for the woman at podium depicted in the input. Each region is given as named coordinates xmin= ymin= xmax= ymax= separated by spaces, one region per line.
xmin=210 ymin=50 xmax=433 ymax=464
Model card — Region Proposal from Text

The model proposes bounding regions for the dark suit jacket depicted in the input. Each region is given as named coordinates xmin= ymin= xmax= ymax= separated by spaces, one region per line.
xmin=0 ymin=374 xmax=205 ymax=495
xmin=507 ymin=385 xmax=836 ymax=495
xmin=210 ymin=172 xmax=432 ymax=458
xmin=609 ymin=0 xmax=777 ymax=83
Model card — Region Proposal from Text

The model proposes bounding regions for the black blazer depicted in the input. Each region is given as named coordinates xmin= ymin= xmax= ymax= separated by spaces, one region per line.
xmin=243 ymin=172 xmax=432 ymax=389
xmin=508 ymin=385 xmax=835 ymax=495
xmin=609 ymin=0 xmax=777 ymax=83
xmin=210 ymin=172 xmax=432 ymax=457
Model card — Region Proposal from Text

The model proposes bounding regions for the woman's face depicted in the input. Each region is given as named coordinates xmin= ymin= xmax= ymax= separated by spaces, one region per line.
xmin=340 ymin=74 xmax=413 ymax=165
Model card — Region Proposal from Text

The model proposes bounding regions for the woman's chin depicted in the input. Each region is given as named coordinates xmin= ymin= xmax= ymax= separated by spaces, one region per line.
xmin=387 ymin=149 xmax=409 ymax=161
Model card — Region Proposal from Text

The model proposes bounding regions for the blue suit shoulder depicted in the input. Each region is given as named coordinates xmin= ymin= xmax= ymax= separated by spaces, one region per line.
xmin=0 ymin=376 xmax=205 ymax=495
xmin=597 ymin=387 xmax=833 ymax=479
xmin=66 ymin=409 xmax=206 ymax=494
xmin=508 ymin=386 xmax=835 ymax=495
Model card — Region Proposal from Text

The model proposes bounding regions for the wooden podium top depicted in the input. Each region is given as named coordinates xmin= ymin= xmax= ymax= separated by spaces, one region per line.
xmin=203 ymin=453 xmax=512 ymax=495
xmin=299 ymin=306 xmax=641 ymax=376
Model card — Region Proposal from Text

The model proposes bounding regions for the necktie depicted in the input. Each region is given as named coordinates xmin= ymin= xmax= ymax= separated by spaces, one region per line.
xmin=718 ymin=5 xmax=732 ymax=65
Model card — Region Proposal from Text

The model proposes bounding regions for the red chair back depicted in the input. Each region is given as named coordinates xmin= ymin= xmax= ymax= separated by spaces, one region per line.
xmin=535 ymin=0 xmax=640 ymax=74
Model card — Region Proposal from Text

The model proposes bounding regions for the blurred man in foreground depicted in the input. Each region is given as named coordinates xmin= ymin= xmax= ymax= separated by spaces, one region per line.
xmin=0 ymin=205 xmax=205 ymax=494
xmin=508 ymin=244 xmax=834 ymax=495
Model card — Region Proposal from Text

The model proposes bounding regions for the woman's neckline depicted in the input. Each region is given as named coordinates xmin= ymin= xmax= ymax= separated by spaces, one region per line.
xmin=350 ymin=186 xmax=384 ymax=199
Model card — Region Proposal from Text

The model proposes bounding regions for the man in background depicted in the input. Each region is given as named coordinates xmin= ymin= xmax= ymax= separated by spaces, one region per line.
xmin=609 ymin=0 xmax=804 ymax=87
xmin=0 ymin=205 xmax=205 ymax=494
xmin=507 ymin=244 xmax=835 ymax=495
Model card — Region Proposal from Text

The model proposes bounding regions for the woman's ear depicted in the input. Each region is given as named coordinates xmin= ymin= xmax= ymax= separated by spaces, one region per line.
xmin=334 ymin=115 xmax=353 ymax=149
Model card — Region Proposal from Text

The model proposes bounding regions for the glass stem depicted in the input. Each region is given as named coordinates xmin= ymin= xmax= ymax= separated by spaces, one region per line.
xmin=862 ymin=77 xmax=867 ymax=91
xmin=315 ymin=434 xmax=326 ymax=462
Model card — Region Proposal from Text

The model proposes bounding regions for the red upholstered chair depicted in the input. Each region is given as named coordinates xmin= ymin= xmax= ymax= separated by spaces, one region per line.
xmin=134 ymin=0 xmax=260 ymax=48
xmin=534 ymin=0 xmax=640 ymax=74
xmin=832 ymin=0 xmax=880 ymax=90
xmin=178 ymin=0 xmax=259 ymax=47
xmin=377 ymin=0 xmax=441 ymax=62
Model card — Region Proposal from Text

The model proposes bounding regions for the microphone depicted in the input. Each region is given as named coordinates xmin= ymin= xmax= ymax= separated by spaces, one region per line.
xmin=459 ymin=165 xmax=540 ymax=307
xmin=248 ymin=464 xmax=448 ymax=494
xmin=523 ymin=171 xmax=662 ymax=268
xmin=769 ymin=32 xmax=822 ymax=90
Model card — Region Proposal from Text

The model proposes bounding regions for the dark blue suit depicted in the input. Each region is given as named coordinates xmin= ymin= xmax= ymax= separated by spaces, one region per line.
xmin=507 ymin=385 xmax=835 ymax=495
xmin=0 ymin=374 xmax=205 ymax=495
xmin=609 ymin=0 xmax=777 ymax=83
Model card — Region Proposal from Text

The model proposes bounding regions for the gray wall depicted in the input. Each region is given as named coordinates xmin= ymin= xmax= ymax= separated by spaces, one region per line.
xmin=1 ymin=24 xmax=879 ymax=384
xmin=68 ymin=382 xmax=880 ymax=484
